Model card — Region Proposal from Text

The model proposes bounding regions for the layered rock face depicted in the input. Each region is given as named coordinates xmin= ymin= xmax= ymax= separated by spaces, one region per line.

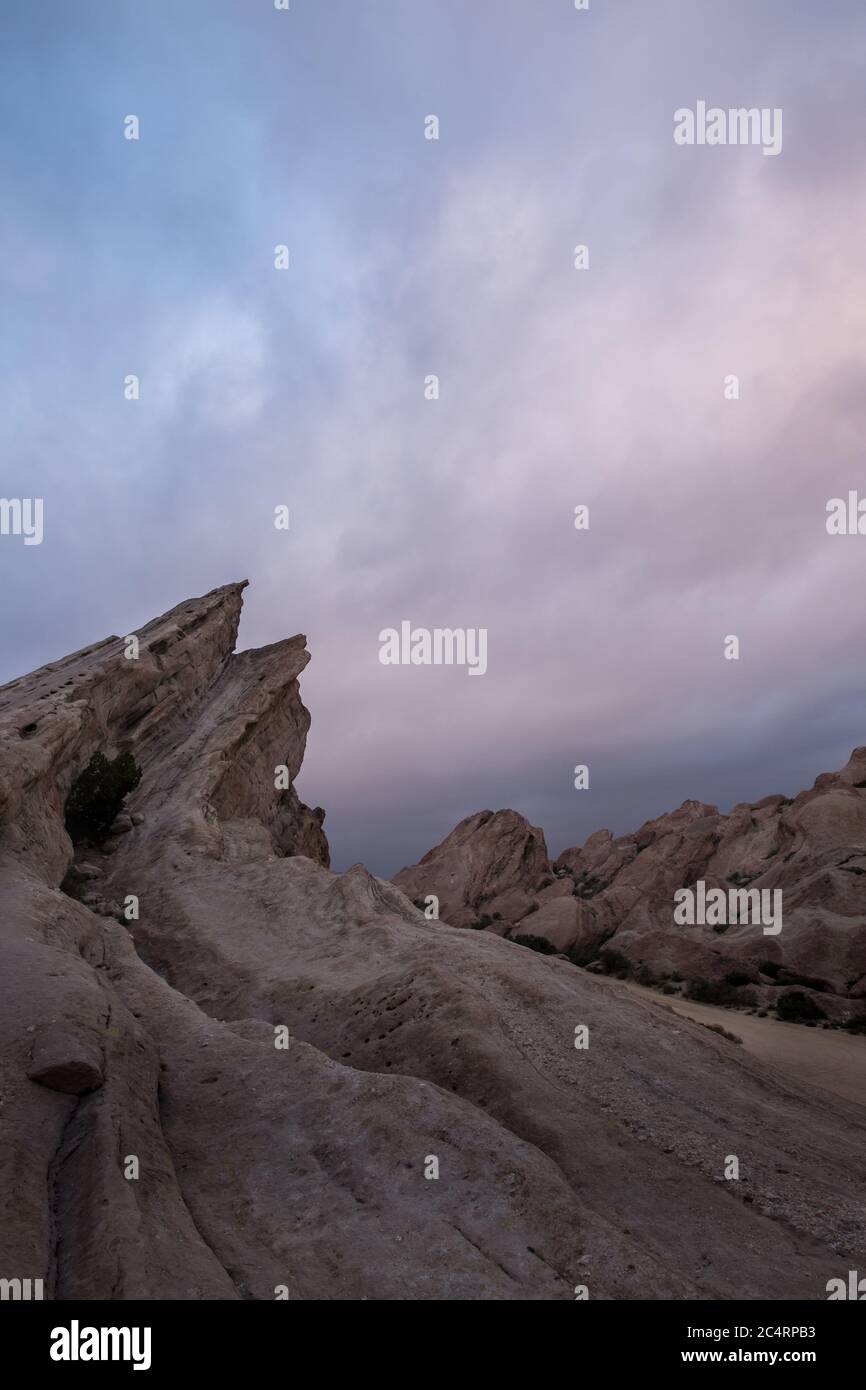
xmin=392 ymin=809 xmax=553 ymax=930
xmin=396 ymin=760 xmax=866 ymax=1013
xmin=2 ymin=583 xmax=865 ymax=1301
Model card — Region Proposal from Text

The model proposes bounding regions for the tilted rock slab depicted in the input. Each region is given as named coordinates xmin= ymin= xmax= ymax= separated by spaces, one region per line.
xmin=1 ymin=583 xmax=865 ymax=1299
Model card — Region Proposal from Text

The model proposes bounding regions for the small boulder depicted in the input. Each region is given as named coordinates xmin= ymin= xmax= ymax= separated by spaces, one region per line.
xmin=27 ymin=1024 xmax=104 ymax=1095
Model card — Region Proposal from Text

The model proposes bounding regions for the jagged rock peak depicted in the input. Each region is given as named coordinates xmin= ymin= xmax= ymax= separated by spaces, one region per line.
xmin=0 ymin=580 xmax=328 ymax=881
xmin=393 ymin=807 xmax=552 ymax=929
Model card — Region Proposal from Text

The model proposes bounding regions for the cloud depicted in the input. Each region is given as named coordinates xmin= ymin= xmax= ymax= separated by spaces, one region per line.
xmin=2 ymin=0 xmax=865 ymax=875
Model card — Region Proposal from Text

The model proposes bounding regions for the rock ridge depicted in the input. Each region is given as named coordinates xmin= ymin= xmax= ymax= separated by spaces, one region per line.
xmin=1 ymin=583 xmax=864 ymax=1300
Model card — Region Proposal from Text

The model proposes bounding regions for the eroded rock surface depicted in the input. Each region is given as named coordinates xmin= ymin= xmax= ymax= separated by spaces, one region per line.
xmin=1 ymin=583 xmax=865 ymax=1300
xmin=398 ymin=761 xmax=866 ymax=1011
xmin=393 ymin=809 xmax=553 ymax=929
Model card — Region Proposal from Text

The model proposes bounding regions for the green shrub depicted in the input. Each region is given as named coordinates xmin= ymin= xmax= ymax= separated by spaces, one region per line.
xmin=686 ymin=977 xmax=738 ymax=1006
xmin=566 ymin=941 xmax=602 ymax=969
xmin=599 ymin=947 xmax=631 ymax=977
xmin=776 ymin=990 xmax=826 ymax=1023
xmin=635 ymin=964 xmax=660 ymax=987
xmin=514 ymin=933 xmax=557 ymax=955
xmin=723 ymin=970 xmax=753 ymax=988
xmin=702 ymin=1022 xmax=742 ymax=1044
xmin=572 ymin=872 xmax=608 ymax=900
xmin=64 ymin=751 xmax=142 ymax=845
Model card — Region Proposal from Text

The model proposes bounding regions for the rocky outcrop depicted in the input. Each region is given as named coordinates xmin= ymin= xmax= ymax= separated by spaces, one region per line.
xmin=392 ymin=809 xmax=553 ymax=929
xmin=397 ymin=754 xmax=866 ymax=1014
xmin=557 ymin=760 xmax=866 ymax=1000
xmin=2 ymin=583 xmax=865 ymax=1300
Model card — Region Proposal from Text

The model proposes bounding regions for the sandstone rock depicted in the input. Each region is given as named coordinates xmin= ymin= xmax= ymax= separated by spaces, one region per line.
xmin=2 ymin=582 xmax=865 ymax=1302
xmin=511 ymin=898 xmax=581 ymax=953
xmin=27 ymin=1023 xmax=104 ymax=1095
xmin=392 ymin=808 xmax=552 ymax=929
xmin=408 ymin=758 xmax=866 ymax=999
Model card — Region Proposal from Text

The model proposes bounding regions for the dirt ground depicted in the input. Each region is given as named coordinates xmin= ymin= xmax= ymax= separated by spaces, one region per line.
xmin=625 ymin=981 xmax=866 ymax=1108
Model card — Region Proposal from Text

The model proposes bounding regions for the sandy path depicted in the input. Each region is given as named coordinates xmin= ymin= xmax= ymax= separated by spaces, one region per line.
xmin=625 ymin=982 xmax=866 ymax=1108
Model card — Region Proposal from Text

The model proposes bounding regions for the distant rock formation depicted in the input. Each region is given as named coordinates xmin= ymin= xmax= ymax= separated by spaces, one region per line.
xmin=392 ymin=809 xmax=553 ymax=930
xmin=2 ymin=583 xmax=865 ymax=1300
xmin=395 ymin=754 xmax=866 ymax=1016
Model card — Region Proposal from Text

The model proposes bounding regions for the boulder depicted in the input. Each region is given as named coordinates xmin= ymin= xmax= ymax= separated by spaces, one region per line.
xmin=28 ymin=1023 xmax=104 ymax=1095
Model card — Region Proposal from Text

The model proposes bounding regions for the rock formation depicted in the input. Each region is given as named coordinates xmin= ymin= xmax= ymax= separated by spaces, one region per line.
xmin=392 ymin=809 xmax=554 ymax=930
xmin=2 ymin=583 xmax=865 ymax=1300
xmin=396 ymin=761 xmax=866 ymax=1017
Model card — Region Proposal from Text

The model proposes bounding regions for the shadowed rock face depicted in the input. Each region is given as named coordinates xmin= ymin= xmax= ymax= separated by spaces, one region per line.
xmin=397 ymin=762 xmax=866 ymax=1007
xmin=392 ymin=809 xmax=554 ymax=930
xmin=2 ymin=584 xmax=865 ymax=1301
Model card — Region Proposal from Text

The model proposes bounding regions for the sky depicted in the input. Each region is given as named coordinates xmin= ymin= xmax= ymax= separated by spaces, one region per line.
xmin=2 ymin=0 xmax=865 ymax=876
